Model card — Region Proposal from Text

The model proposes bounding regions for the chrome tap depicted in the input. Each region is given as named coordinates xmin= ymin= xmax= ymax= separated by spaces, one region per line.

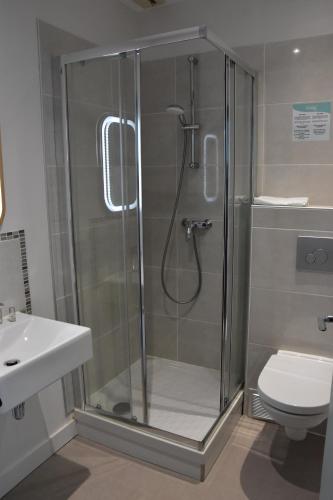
xmin=318 ymin=315 xmax=333 ymax=332
xmin=8 ymin=306 xmax=16 ymax=322
xmin=182 ymin=218 xmax=213 ymax=240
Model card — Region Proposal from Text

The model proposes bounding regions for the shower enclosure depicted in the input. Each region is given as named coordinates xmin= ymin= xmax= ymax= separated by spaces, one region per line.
xmin=61 ymin=27 xmax=254 ymax=450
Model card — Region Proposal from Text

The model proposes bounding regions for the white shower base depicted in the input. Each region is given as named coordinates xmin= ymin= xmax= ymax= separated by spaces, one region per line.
xmin=89 ymin=356 xmax=220 ymax=441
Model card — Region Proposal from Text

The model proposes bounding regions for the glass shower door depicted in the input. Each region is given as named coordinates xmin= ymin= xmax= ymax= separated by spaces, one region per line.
xmin=64 ymin=52 xmax=145 ymax=423
xmin=228 ymin=65 xmax=253 ymax=398
xmin=223 ymin=59 xmax=253 ymax=404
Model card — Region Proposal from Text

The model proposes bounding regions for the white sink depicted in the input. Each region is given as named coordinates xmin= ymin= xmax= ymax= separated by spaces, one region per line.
xmin=0 ymin=312 xmax=92 ymax=414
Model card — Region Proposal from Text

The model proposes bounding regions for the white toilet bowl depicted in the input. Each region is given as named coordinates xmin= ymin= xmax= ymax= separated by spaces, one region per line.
xmin=258 ymin=350 xmax=333 ymax=441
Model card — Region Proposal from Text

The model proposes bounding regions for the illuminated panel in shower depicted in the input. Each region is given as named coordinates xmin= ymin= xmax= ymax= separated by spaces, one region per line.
xmin=101 ymin=115 xmax=136 ymax=212
xmin=203 ymin=133 xmax=219 ymax=203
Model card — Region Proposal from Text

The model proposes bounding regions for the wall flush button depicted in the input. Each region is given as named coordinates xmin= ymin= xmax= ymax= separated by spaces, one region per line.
xmin=315 ymin=249 xmax=328 ymax=265
xmin=297 ymin=237 xmax=333 ymax=272
xmin=305 ymin=252 xmax=316 ymax=264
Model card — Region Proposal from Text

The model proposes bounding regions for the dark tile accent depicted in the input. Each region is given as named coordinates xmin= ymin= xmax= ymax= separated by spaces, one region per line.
xmin=0 ymin=229 xmax=32 ymax=314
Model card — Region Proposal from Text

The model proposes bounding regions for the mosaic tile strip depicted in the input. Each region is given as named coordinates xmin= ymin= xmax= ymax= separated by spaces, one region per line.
xmin=0 ymin=229 xmax=32 ymax=314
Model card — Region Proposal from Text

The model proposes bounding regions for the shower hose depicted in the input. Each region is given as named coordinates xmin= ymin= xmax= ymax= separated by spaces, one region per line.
xmin=160 ymin=129 xmax=202 ymax=304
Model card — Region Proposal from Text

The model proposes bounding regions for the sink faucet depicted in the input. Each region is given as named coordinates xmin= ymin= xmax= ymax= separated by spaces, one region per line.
xmin=0 ymin=303 xmax=16 ymax=324
xmin=318 ymin=315 xmax=333 ymax=332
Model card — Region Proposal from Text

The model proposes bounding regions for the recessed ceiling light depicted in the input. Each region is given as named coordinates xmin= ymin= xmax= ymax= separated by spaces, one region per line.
xmin=293 ymin=48 xmax=301 ymax=54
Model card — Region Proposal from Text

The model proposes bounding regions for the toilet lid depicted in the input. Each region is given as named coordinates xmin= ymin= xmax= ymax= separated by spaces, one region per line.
xmin=258 ymin=352 xmax=333 ymax=415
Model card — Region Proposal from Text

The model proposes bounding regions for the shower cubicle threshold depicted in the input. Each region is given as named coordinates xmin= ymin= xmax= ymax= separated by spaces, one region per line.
xmin=75 ymin=390 xmax=243 ymax=481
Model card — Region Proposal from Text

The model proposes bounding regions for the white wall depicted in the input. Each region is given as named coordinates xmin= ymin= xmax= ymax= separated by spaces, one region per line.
xmin=0 ymin=0 xmax=140 ymax=495
xmin=135 ymin=0 xmax=333 ymax=47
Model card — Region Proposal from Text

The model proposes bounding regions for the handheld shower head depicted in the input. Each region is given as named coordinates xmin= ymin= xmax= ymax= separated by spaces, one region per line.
xmin=166 ymin=104 xmax=185 ymax=116
xmin=166 ymin=104 xmax=186 ymax=125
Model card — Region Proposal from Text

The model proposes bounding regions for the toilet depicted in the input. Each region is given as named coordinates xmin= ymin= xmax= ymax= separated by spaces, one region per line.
xmin=258 ymin=350 xmax=333 ymax=441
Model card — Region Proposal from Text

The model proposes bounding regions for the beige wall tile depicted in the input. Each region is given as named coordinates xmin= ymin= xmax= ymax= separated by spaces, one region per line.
xmin=144 ymin=265 xmax=178 ymax=317
xmin=68 ymin=101 xmax=110 ymax=167
xmin=256 ymin=105 xmax=264 ymax=167
xmin=251 ymin=227 xmax=333 ymax=296
xmin=142 ymin=166 xmax=177 ymax=217
xmin=141 ymin=58 xmax=175 ymax=114
xmin=75 ymin=221 xmax=123 ymax=287
xmin=79 ymin=277 xmax=124 ymax=338
xmin=263 ymin=164 xmax=333 ymax=206
xmin=71 ymin=166 xmax=111 ymax=226
xmin=252 ymin=206 xmax=333 ymax=231
xmin=146 ymin=314 xmax=178 ymax=360
xmin=249 ymin=287 xmax=333 ymax=356
xmin=46 ymin=166 xmax=67 ymax=233
xmin=178 ymin=318 xmax=221 ymax=369
xmin=177 ymin=164 xmax=224 ymax=220
xmin=178 ymin=270 xmax=222 ymax=324
xmin=84 ymin=328 xmax=130 ymax=396
xmin=234 ymin=44 xmax=265 ymax=106
xmin=55 ymin=294 xmax=75 ymax=323
xmin=265 ymin=103 xmax=333 ymax=165
xmin=67 ymin=58 xmax=113 ymax=107
xmin=141 ymin=113 xmax=177 ymax=167
xmin=246 ymin=342 xmax=276 ymax=390
xmin=143 ymin=217 xmax=177 ymax=268
xmin=265 ymin=34 xmax=333 ymax=105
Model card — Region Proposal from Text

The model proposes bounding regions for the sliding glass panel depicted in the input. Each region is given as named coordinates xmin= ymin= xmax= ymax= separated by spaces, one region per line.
xmin=228 ymin=65 xmax=253 ymax=399
xmin=65 ymin=52 xmax=144 ymax=422
xmin=140 ymin=39 xmax=225 ymax=442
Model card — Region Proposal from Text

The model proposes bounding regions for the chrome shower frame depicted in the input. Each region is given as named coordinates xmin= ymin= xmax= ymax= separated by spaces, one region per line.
xmin=60 ymin=26 xmax=256 ymax=451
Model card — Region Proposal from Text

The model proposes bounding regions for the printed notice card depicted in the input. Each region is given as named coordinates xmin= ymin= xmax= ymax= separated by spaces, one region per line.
xmin=292 ymin=102 xmax=331 ymax=141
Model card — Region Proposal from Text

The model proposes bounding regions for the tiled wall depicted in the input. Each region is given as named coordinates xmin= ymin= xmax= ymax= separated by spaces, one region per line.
xmin=246 ymin=205 xmax=333 ymax=413
xmin=141 ymin=50 xmax=225 ymax=369
xmin=236 ymin=33 xmax=333 ymax=206
xmin=236 ymin=33 xmax=333 ymax=418
xmin=0 ymin=230 xmax=31 ymax=313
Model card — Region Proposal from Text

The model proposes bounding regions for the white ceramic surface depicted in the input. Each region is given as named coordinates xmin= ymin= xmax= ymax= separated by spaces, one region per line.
xmin=258 ymin=350 xmax=333 ymax=415
xmin=0 ymin=312 xmax=92 ymax=413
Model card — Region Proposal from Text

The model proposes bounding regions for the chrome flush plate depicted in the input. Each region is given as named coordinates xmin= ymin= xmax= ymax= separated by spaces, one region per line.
xmin=296 ymin=236 xmax=333 ymax=272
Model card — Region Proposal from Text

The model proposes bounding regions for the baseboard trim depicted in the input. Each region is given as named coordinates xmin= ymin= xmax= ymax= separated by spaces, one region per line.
xmin=0 ymin=418 xmax=77 ymax=498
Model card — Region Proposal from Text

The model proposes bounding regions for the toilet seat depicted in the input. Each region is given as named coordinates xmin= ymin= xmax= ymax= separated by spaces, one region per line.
xmin=258 ymin=350 xmax=333 ymax=416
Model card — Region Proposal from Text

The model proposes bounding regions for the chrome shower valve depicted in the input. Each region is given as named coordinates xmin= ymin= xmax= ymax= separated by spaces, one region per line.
xmin=182 ymin=218 xmax=213 ymax=240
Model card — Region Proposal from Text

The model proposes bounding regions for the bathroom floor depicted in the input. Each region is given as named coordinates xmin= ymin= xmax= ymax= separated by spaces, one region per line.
xmin=5 ymin=416 xmax=324 ymax=499
xmin=89 ymin=356 xmax=220 ymax=441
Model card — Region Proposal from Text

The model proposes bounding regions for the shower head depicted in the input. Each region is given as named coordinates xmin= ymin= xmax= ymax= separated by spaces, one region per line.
xmin=166 ymin=104 xmax=186 ymax=125
xmin=166 ymin=104 xmax=185 ymax=116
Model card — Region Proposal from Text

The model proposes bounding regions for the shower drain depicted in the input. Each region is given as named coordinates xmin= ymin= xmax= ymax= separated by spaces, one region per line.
xmin=4 ymin=359 xmax=20 ymax=367
xmin=113 ymin=402 xmax=131 ymax=415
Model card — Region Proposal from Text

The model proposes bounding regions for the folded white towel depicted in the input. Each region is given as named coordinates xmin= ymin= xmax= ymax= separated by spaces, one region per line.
xmin=253 ymin=196 xmax=309 ymax=207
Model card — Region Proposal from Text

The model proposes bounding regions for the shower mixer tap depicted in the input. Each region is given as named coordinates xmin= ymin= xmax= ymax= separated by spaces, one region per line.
xmin=182 ymin=218 xmax=213 ymax=240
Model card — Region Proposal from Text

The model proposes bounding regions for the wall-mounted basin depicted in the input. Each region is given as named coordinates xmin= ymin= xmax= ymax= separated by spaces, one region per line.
xmin=0 ymin=312 xmax=92 ymax=414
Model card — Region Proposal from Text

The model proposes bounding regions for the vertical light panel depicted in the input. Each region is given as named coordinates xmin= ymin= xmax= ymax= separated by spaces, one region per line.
xmin=100 ymin=115 xmax=137 ymax=212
